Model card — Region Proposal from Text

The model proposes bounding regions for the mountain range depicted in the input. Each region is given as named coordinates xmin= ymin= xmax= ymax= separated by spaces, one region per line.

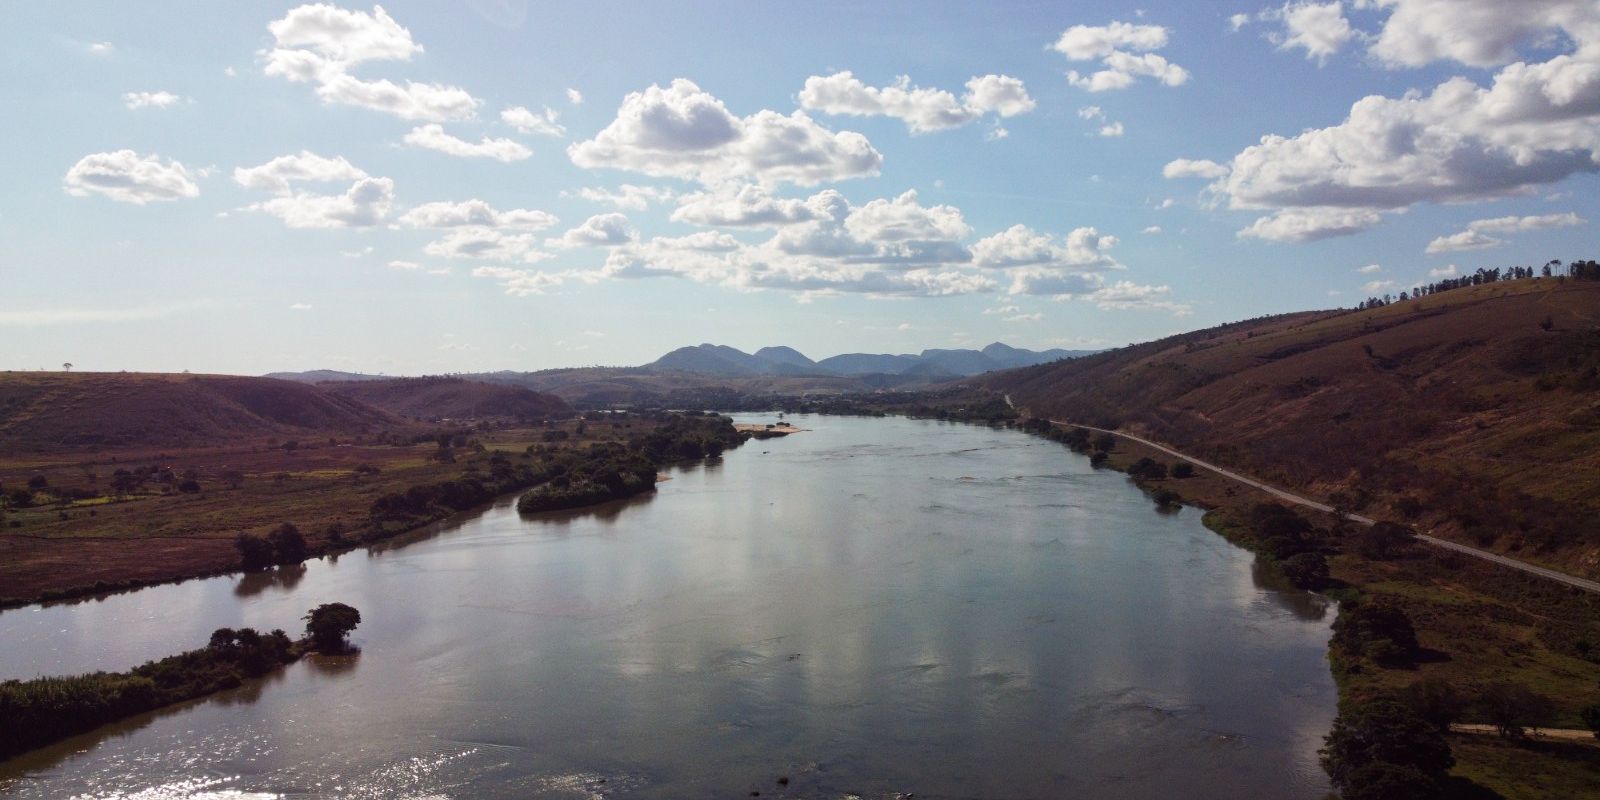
xmin=646 ymin=342 xmax=1093 ymax=378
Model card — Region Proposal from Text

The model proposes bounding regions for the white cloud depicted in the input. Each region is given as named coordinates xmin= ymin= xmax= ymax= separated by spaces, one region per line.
xmin=87 ymin=41 xmax=114 ymax=55
xmin=0 ymin=303 xmax=201 ymax=326
xmin=973 ymin=224 xmax=1120 ymax=270
xmin=472 ymin=265 xmax=603 ymax=296
xmin=570 ymin=184 xmax=676 ymax=211
xmin=845 ymin=190 xmax=972 ymax=244
xmin=1078 ymin=105 xmax=1104 ymax=120
xmin=63 ymin=150 xmax=199 ymax=204
xmin=1054 ymin=21 xmax=1189 ymax=92
xmin=1084 ymin=280 xmax=1190 ymax=314
xmin=396 ymin=199 xmax=557 ymax=230
xmin=500 ymin=105 xmax=565 ymax=136
xmin=424 ymin=228 xmax=546 ymax=262
xmin=798 ymin=71 xmax=1035 ymax=134
xmin=1162 ymin=158 xmax=1229 ymax=179
xmin=262 ymin=4 xmax=481 ymax=121
xmin=123 ymin=91 xmax=184 ymax=110
xmin=1004 ymin=312 xmax=1044 ymax=322
xmin=1099 ymin=122 xmax=1125 ymax=137
xmin=290 ymin=302 xmax=313 ymax=310
xmin=1425 ymin=211 xmax=1584 ymax=252
xmin=1363 ymin=279 xmax=1397 ymax=293
xmin=1238 ymin=207 xmax=1384 ymax=242
xmin=566 ymin=88 xmax=583 ymax=104
xmin=403 ymin=124 xmax=531 ymax=161
xmin=1428 ymin=264 xmax=1458 ymax=278
xmin=671 ymin=184 xmax=824 ymax=227
xmin=249 ymin=176 xmax=394 ymax=229
xmin=1357 ymin=263 xmax=1382 ymax=273
xmin=1142 ymin=225 xmax=1162 ymax=234
xmin=548 ymin=212 xmax=635 ymax=248
xmin=568 ymin=79 xmax=882 ymax=186
xmin=1197 ymin=2 xmax=1600 ymax=241
xmin=1276 ymin=2 xmax=1355 ymax=62
xmin=233 ymin=151 xmax=367 ymax=194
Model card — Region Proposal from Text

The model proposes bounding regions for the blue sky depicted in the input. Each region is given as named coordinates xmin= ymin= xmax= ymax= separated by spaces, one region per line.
xmin=3 ymin=1 xmax=1596 ymax=374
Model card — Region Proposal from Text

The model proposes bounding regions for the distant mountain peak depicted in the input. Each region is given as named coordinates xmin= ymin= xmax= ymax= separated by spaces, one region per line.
xmin=644 ymin=342 xmax=1096 ymax=378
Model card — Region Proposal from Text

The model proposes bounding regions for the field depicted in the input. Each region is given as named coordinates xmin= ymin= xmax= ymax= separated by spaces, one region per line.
xmin=0 ymin=416 xmax=641 ymax=606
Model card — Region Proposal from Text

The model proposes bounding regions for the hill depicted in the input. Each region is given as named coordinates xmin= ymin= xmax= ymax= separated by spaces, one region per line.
xmin=645 ymin=342 xmax=1092 ymax=378
xmin=320 ymin=377 xmax=572 ymax=421
xmin=0 ymin=373 xmax=400 ymax=451
xmin=264 ymin=369 xmax=387 ymax=383
xmin=985 ymin=277 xmax=1600 ymax=575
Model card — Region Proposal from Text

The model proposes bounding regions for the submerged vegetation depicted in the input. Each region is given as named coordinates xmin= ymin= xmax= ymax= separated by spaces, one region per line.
xmin=0 ymin=603 xmax=358 ymax=760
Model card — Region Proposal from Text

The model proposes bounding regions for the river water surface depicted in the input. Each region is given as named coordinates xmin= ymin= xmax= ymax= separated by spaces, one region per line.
xmin=0 ymin=414 xmax=1336 ymax=799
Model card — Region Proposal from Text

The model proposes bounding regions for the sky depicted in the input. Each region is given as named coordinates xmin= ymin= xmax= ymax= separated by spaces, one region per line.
xmin=2 ymin=0 xmax=1596 ymax=375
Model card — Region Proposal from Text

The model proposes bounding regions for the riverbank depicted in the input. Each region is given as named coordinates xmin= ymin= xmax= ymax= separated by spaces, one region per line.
xmin=0 ymin=413 xmax=744 ymax=610
xmin=1021 ymin=418 xmax=1600 ymax=799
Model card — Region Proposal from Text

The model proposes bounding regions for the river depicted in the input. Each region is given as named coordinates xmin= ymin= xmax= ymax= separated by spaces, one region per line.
xmin=0 ymin=414 xmax=1337 ymax=799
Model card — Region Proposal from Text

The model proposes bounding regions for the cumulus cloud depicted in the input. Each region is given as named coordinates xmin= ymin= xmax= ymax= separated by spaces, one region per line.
xmin=1427 ymin=264 xmax=1458 ymax=278
xmin=1162 ymin=158 xmax=1229 ymax=179
xmin=570 ymin=184 xmax=677 ymax=211
xmin=1276 ymin=2 xmax=1355 ymax=62
xmin=425 ymin=227 xmax=547 ymax=262
xmin=1084 ymin=280 xmax=1191 ymax=313
xmin=1098 ymin=122 xmax=1125 ymax=137
xmin=972 ymin=224 xmax=1120 ymax=270
xmin=671 ymin=184 xmax=825 ymax=227
xmin=1191 ymin=2 xmax=1600 ymax=242
xmin=500 ymin=105 xmax=564 ymax=136
xmin=233 ymin=151 xmax=367 ymax=194
xmin=568 ymin=79 xmax=882 ymax=186
xmin=249 ymin=176 xmax=395 ymax=228
xmin=566 ymin=88 xmax=583 ymax=104
xmin=547 ymin=212 xmax=635 ymax=248
xmin=123 ymin=91 xmax=184 ymax=110
xmin=263 ymin=4 xmax=480 ymax=121
xmin=1424 ymin=211 xmax=1584 ymax=253
xmin=403 ymin=123 xmax=531 ymax=161
xmin=63 ymin=150 xmax=199 ymax=204
xmin=1238 ymin=207 xmax=1384 ymax=242
xmin=1053 ymin=21 xmax=1189 ymax=92
xmin=798 ymin=71 xmax=1034 ymax=133
xmin=396 ymin=199 xmax=557 ymax=229
xmin=1357 ymin=263 xmax=1382 ymax=273
xmin=472 ymin=265 xmax=604 ymax=296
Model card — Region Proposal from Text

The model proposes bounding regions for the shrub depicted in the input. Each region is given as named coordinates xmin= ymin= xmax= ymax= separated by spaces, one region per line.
xmin=1356 ymin=522 xmax=1415 ymax=561
xmin=304 ymin=603 xmax=361 ymax=653
xmin=1128 ymin=457 xmax=1168 ymax=480
xmin=1280 ymin=551 xmax=1330 ymax=589
xmin=266 ymin=523 xmax=308 ymax=564
xmin=1171 ymin=462 xmax=1194 ymax=479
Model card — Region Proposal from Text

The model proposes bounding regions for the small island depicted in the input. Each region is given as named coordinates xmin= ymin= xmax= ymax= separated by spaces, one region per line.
xmin=517 ymin=415 xmax=745 ymax=514
xmin=0 ymin=603 xmax=361 ymax=761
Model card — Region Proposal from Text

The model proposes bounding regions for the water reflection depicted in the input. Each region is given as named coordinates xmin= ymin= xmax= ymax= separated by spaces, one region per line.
xmin=233 ymin=563 xmax=307 ymax=597
xmin=1249 ymin=556 xmax=1333 ymax=622
xmin=0 ymin=415 xmax=1338 ymax=799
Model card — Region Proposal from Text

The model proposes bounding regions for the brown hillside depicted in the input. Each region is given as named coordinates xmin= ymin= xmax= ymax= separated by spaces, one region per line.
xmin=0 ymin=373 xmax=400 ymax=451
xmin=320 ymin=377 xmax=572 ymax=421
xmin=986 ymin=278 xmax=1600 ymax=576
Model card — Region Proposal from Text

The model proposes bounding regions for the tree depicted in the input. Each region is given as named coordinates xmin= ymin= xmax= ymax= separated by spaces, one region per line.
xmin=235 ymin=534 xmax=274 ymax=571
xmin=1280 ymin=551 xmax=1330 ymax=589
xmin=1476 ymin=683 xmax=1554 ymax=739
xmin=1128 ymin=457 xmax=1168 ymax=480
xmin=1321 ymin=699 xmax=1453 ymax=800
xmin=177 ymin=479 xmax=202 ymax=493
xmin=27 ymin=475 xmax=48 ymax=490
xmin=1355 ymin=522 xmax=1415 ymax=561
xmin=1333 ymin=599 xmax=1420 ymax=666
xmin=303 ymin=603 xmax=361 ymax=653
xmin=1402 ymin=677 xmax=1467 ymax=733
xmin=1092 ymin=433 xmax=1116 ymax=452
xmin=62 ymin=362 xmax=72 ymax=372
xmin=220 ymin=470 xmax=244 ymax=489
xmin=266 ymin=523 xmax=308 ymax=564
xmin=1579 ymin=703 xmax=1600 ymax=740
xmin=1171 ymin=462 xmax=1194 ymax=479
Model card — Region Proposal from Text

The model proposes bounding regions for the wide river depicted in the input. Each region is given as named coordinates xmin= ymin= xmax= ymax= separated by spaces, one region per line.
xmin=0 ymin=414 xmax=1336 ymax=799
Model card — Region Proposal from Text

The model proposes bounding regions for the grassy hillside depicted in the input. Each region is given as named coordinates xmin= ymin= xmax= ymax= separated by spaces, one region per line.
xmin=987 ymin=277 xmax=1600 ymax=577
xmin=0 ymin=373 xmax=400 ymax=451
xmin=320 ymin=377 xmax=572 ymax=422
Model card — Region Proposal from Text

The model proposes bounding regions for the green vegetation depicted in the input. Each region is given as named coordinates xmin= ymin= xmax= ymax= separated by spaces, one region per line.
xmin=1320 ymin=699 xmax=1455 ymax=800
xmin=1 ymin=622 xmax=300 ymax=759
xmin=516 ymin=415 xmax=743 ymax=513
xmin=304 ymin=602 xmax=361 ymax=653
